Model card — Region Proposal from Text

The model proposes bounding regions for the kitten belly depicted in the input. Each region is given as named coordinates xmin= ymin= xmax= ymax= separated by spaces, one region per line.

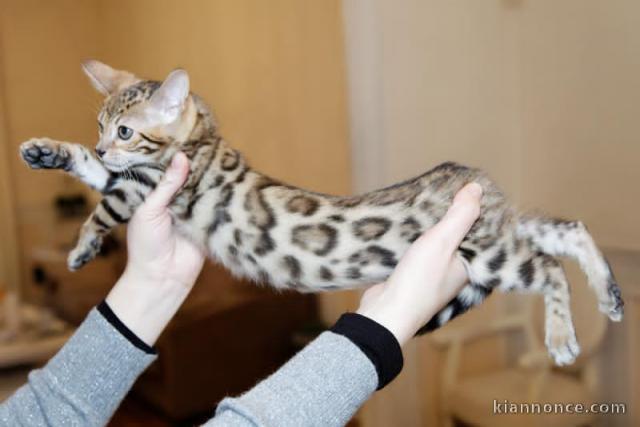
xmin=201 ymin=200 xmax=438 ymax=292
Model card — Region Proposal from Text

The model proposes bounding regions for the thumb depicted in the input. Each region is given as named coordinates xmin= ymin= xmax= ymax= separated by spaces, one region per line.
xmin=141 ymin=152 xmax=190 ymax=215
xmin=431 ymin=182 xmax=483 ymax=250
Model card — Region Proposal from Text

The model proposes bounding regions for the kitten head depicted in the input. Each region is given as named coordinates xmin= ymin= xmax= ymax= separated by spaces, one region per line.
xmin=82 ymin=60 xmax=194 ymax=171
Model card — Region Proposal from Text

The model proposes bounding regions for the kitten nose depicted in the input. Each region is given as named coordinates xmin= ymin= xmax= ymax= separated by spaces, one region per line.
xmin=95 ymin=148 xmax=106 ymax=158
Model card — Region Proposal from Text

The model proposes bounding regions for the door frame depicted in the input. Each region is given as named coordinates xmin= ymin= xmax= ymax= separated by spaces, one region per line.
xmin=0 ymin=19 xmax=22 ymax=299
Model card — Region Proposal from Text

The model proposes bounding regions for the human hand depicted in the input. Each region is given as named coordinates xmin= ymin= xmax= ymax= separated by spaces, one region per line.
xmin=119 ymin=152 xmax=205 ymax=290
xmin=356 ymin=183 xmax=483 ymax=346
xmin=106 ymin=152 xmax=205 ymax=345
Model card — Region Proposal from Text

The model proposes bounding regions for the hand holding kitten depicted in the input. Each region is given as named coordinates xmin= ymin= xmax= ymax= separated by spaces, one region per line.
xmin=357 ymin=183 xmax=483 ymax=346
xmin=106 ymin=152 xmax=205 ymax=346
xmin=105 ymin=163 xmax=482 ymax=349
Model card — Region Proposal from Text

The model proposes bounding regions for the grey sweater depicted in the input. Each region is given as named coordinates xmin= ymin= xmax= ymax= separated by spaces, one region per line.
xmin=0 ymin=307 xmax=403 ymax=426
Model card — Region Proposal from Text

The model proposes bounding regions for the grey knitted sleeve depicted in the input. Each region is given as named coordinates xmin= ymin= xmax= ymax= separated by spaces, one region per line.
xmin=205 ymin=331 xmax=379 ymax=427
xmin=0 ymin=308 xmax=399 ymax=427
xmin=0 ymin=308 xmax=156 ymax=427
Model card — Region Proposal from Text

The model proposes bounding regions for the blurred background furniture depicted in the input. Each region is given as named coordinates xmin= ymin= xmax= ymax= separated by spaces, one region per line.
xmin=0 ymin=303 xmax=71 ymax=370
xmin=432 ymin=299 xmax=603 ymax=427
xmin=132 ymin=281 xmax=318 ymax=422
xmin=600 ymin=248 xmax=640 ymax=427
xmin=431 ymin=249 xmax=638 ymax=427
xmin=22 ymin=233 xmax=321 ymax=423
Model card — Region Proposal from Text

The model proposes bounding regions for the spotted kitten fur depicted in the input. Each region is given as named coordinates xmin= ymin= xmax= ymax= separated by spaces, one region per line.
xmin=21 ymin=61 xmax=623 ymax=365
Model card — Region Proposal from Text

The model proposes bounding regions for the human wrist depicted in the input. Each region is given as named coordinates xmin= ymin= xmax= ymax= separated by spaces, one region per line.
xmin=331 ymin=313 xmax=404 ymax=390
xmin=105 ymin=267 xmax=191 ymax=346
xmin=356 ymin=294 xmax=432 ymax=347
xmin=97 ymin=301 xmax=156 ymax=354
xmin=356 ymin=257 xmax=470 ymax=346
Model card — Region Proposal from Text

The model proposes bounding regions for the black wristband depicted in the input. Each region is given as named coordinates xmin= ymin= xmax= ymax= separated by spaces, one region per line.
xmin=330 ymin=312 xmax=403 ymax=390
xmin=97 ymin=300 xmax=157 ymax=355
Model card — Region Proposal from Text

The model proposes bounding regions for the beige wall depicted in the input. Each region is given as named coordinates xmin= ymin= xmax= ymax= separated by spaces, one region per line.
xmin=0 ymin=0 xmax=99 ymax=209
xmin=96 ymin=0 xmax=350 ymax=196
xmin=0 ymin=0 xmax=350 ymax=205
xmin=0 ymin=0 xmax=353 ymax=318
xmin=0 ymin=0 xmax=100 ymax=298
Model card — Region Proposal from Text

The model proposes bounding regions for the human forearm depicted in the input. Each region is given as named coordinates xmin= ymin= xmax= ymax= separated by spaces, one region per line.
xmin=206 ymin=314 xmax=403 ymax=427
xmin=106 ymin=268 xmax=193 ymax=346
xmin=0 ymin=305 xmax=156 ymax=426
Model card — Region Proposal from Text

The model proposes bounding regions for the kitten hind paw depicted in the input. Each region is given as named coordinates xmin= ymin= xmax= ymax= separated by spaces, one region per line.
xmin=546 ymin=330 xmax=581 ymax=366
xmin=20 ymin=138 xmax=72 ymax=171
xmin=598 ymin=280 xmax=624 ymax=322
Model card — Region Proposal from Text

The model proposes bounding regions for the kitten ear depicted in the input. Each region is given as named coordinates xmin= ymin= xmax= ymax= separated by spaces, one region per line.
xmin=81 ymin=60 xmax=139 ymax=95
xmin=148 ymin=69 xmax=190 ymax=122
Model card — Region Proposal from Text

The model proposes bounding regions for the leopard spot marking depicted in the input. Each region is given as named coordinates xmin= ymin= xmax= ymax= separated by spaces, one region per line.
xmin=286 ymin=195 xmax=320 ymax=216
xmin=291 ymin=224 xmax=338 ymax=256
xmin=352 ymin=217 xmax=392 ymax=241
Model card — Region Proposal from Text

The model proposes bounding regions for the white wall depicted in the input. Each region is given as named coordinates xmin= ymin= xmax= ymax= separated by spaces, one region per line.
xmin=344 ymin=0 xmax=640 ymax=249
xmin=343 ymin=1 xmax=640 ymax=425
xmin=345 ymin=0 xmax=523 ymax=197
xmin=517 ymin=0 xmax=640 ymax=250
xmin=343 ymin=2 xmax=519 ymax=425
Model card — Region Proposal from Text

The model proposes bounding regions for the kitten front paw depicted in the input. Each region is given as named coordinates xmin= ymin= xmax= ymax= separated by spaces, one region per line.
xmin=20 ymin=138 xmax=72 ymax=171
xmin=67 ymin=237 xmax=102 ymax=271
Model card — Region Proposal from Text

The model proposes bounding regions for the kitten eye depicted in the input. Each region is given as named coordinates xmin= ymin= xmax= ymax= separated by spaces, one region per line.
xmin=117 ymin=125 xmax=134 ymax=140
xmin=97 ymin=122 xmax=103 ymax=133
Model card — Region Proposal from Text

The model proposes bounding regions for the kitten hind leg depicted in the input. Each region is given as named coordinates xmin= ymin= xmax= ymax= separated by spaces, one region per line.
xmin=416 ymin=281 xmax=493 ymax=334
xmin=492 ymin=251 xmax=579 ymax=365
xmin=537 ymin=256 xmax=580 ymax=365
xmin=458 ymin=244 xmax=579 ymax=365
xmin=517 ymin=216 xmax=623 ymax=321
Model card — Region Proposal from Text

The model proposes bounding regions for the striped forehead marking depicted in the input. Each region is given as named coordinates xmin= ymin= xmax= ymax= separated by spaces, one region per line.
xmin=103 ymin=80 xmax=161 ymax=117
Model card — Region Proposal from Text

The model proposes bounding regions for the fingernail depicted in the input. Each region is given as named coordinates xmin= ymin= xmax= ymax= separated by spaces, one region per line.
xmin=467 ymin=182 xmax=483 ymax=198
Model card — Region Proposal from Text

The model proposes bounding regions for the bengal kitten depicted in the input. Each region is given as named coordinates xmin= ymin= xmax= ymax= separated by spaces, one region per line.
xmin=20 ymin=61 xmax=623 ymax=365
